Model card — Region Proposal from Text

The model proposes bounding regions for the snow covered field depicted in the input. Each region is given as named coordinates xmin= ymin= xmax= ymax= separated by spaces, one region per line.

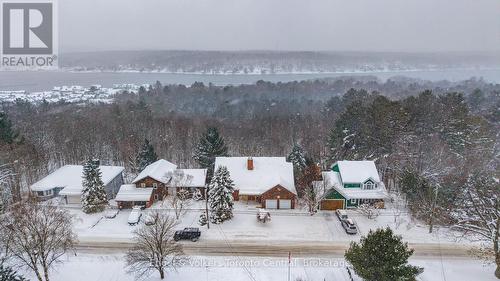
xmin=31 ymin=254 xmax=497 ymax=281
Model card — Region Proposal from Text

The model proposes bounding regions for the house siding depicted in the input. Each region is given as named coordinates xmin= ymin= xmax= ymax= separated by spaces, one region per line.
xmin=135 ymin=176 xmax=167 ymax=201
xmin=260 ymin=184 xmax=296 ymax=209
xmin=325 ymin=189 xmax=345 ymax=200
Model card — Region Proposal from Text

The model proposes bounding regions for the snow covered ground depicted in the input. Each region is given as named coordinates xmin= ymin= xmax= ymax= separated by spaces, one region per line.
xmin=30 ymin=253 xmax=497 ymax=281
xmin=70 ymin=201 xmax=468 ymax=245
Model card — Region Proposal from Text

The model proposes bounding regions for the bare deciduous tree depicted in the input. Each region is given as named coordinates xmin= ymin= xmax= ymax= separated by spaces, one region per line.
xmin=126 ymin=212 xmax=186 ymax=280
xmin=0 ymin=200 xmax=76 ymax=281
xmin=299 ymin=162 xmax=323 ymax=214
xmin=165 ymin=170 xmax=193 ymax=220
xmin=453 ymin=172 xmax=499 ymax=279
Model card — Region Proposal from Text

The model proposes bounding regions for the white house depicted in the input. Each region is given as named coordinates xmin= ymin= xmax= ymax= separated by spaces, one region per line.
xmin=320 ymin=160 xmax=388 ymax=210
xmin=30 ymin=165 xmax=125 ymax=204
xmin=214 ymin=157 xmax=297 ymax=209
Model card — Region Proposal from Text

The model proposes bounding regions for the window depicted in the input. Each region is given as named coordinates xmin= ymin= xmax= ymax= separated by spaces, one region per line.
xmin=153 ymin=183 xmax=158 ymax=189
xmin=37 ymin=190 xmax=53 ymax=196
xmin=350 ymin=199 xmax=357 ymax=204
xmin=364 ymin=181 xmax=375 ymax=190
xmin=140 ymin=183 xmax=146 ymax=188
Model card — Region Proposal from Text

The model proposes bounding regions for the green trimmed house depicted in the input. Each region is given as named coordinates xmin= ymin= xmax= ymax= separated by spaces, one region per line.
xmin=319 ymin=161 xmax=388 ymax=210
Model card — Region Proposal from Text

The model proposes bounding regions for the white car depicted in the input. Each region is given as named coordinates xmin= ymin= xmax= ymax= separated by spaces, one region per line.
xmin=128 ymin=206 xmax=142 ymax=225
xmin=336 ymin=209 xmax=348 ymax=221
xmin=105 ymin=208 xmax=119 ymax=219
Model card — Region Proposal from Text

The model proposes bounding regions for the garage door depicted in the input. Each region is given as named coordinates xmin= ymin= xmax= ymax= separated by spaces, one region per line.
xmin=320 ymin=199 xmax=344 ymax=210
xmin=265 ymin=199 xmax=278 ymax=209
xmin=279 ymin=199 xmax=292 ymax=209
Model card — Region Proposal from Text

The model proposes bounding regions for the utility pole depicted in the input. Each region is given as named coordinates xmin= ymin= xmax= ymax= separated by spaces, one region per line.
xmin=205 ymin=184 xmax=210 ymax=229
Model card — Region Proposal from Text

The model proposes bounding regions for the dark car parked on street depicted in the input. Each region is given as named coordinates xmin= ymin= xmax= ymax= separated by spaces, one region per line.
xmin=174 ymin=227 xmax=201 ymax=242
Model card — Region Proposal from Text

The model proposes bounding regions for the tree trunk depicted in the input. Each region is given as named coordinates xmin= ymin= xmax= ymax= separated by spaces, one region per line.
xmin=495 ymin=261 xmax=499 ymax=279
xmin=159 ymin=268 xmax=165 ymax=280
xmin=32 ymin=266 xmax=43 ymax=281
xmin=43 ymin=264 xmax=50 ymax=281
xmin=495 ymin=218 xmax=499 ymax=279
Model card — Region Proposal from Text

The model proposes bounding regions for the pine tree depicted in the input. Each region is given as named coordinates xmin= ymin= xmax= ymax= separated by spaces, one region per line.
xmin=0 ymin=112 xmax=19 ymax=145
xmin=0 ymin=265 xmax=27 ymax=281
xmin=193 ymin=127 xmax=228 ymax=180
xmin=81 ymin=159 xmax=107 ymax=213
xmin=136 ymin=138 xmax=158 ymax=172
xmin=345 ymin=227 xmax=423 ymax=281
xmin=287 ymin=143 xmax=307 ymax=174
xmin=207 ymin=166 xmax=234 ymax=224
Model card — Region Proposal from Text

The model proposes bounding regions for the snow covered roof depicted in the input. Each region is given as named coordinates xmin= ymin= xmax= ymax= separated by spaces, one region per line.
xmin=322 ymin=171 xmax=342 ymax=188
xmin=323 ymin=171 xmax=387 ymax=200
xmin=335 ymin=161 xmax=381 ymax=183
xmin=115 ymin=184 xmax=154 ymax=202
xmin=132 ymin=159 xmax=177 ymax=184
xmin=170 ymin=169 xmax=207 ymax=187
xmin=214 ymin=157 xmax=296 ymax=195
xmin=335 ymin=183 xmax=388 ymax=200
xmin=31 ymin=165 xmax=124 ymax=193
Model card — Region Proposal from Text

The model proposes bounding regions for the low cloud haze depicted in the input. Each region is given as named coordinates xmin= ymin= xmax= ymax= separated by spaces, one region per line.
xmin=60 ymin=0 xmax=500 ymax=53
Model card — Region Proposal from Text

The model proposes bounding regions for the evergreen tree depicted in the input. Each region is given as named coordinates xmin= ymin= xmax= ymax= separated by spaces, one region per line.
xmin=81 ymin=159 xmax=107 ymax=213
xmin=207 ymin=166 xmax=234 ymax=224
xmin=136 ymin=138 xmax=158 ymax=172
xmin=345 ymin=227 xmax=423 ymax=281
xmin=0 ymin=265 xmax=27 ymax=281
xmin=287 ymin=143 xmax=307 ymax=174
xmin=193 ymin=127 xmax=228 ymax=180
xmin=0 ymin=112 xmax=19 ymax=145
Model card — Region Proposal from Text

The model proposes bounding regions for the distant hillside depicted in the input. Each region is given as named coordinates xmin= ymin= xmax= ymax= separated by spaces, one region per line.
xmin=59 ymin=50 xmax=500 ymax=74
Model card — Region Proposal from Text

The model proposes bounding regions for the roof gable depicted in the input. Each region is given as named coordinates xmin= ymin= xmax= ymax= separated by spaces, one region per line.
xmin=133 ymin=159 xmax=177 ymax=184
xmin=335 ymin=161 xmax=381 ymax=184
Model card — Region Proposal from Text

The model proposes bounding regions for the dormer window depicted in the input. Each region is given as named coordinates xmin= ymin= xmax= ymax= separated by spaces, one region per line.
xmin=363 ymin=181 xmax=376 ymax=190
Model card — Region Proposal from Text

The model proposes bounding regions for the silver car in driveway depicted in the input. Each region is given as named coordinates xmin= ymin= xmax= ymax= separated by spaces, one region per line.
xmin=127 ymin=206 xmax=142 ymax=226
xmin=341 ymin=218 xmax=358 ymax=234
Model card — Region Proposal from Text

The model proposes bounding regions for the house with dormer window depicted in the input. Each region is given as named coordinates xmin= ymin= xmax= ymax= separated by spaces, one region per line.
xmin=319 ymin=160 xmax=388 ymax=210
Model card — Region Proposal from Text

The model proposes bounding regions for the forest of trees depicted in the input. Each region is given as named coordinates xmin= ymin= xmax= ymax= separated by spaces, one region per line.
xmin=0 ymin=77 xmax=498 ymax=210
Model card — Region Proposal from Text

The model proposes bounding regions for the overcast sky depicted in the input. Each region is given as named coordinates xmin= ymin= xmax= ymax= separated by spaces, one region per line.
xmin=59 ymin=0 xmax=500 ymax=53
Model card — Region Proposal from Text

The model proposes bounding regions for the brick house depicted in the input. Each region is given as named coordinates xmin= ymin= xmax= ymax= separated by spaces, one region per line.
xmin=114 ymin=159 xmax=207 ymax=208
xmin=214 ymin=157 xmax=297 ymax=209
xmin=115 ymin=159 xmax=177 ymax=208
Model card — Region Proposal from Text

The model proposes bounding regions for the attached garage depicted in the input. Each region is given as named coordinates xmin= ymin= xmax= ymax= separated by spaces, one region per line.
xmin=265 ymin=199 xmax=278 ymax=209
xmin=320 ymin=199 xmax=345 ymax=210
xmin=260 ymin=184 xmax=296 ymax=209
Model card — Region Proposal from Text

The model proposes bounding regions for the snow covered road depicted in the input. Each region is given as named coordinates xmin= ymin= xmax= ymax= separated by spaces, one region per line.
xmin=75 ymin=238 xmax=475 ymax=258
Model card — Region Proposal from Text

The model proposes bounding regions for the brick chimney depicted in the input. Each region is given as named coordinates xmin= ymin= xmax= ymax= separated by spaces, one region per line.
xmin=247 ymin=157 xmax=254 ymax=170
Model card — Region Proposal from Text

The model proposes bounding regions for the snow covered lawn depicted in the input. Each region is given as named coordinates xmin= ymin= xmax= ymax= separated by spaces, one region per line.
xmin=33 ymin=254 xmax=497 ymax=281
xmin=69 ymin=202 xmax=468 ymax=245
